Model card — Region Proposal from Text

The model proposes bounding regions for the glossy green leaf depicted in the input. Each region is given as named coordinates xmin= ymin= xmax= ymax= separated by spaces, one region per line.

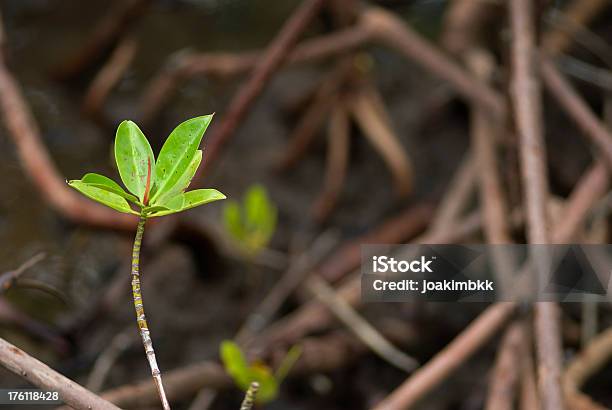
xmin=220 ymin=341 xmax=250 ymax=387
xmin=81 ymin=173 xmax=139 ymax=204
xmin=68 ymin=180 xmax=138 ymax=215
xmin=147 ymin=189 xmax=225 ymax=217
xmin=152 ymin=150 xmax=202 ymax=206
xmin=114 ymin=120 xmax=156 ymax=202
xmin=152 ymin=115 xmax=213 ymax=203
xmin=181 ymin=189 xmax=226 ymax=209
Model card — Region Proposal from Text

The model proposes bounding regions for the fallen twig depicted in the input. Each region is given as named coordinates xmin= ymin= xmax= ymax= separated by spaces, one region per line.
xmin=349 ymin=84 xmax=413 ymax=197
xmin=509 ymin=1 xmax=565 ymax=409
xmin=312 ymin=100 xmax=350 ymax=221
xmin=485 ymin=322 xmax=524 ymax=410
xmin=372 ymin=303 xmax=516 ymax=410
xmin=237 ymin=229 xmax=339 ymax=344
xmin=307 ymin=275 xmax=418 ymax=373
xmin=564 ymin=327 xmax=612 ymax=410
xmin=519 ymin=321 xmax=540 ymax=410
xmin=87 ymin=327 xmax=135 ymax=392
xmin=0 ymin=337 xmax=120 ymax=410
xmin=0 ymin=253 xmax=46 ymax=292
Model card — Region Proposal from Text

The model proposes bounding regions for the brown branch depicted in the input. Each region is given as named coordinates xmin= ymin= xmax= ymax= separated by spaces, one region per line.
xmin=441 ymin=0 xmax=501 ymax=55
xmin=0 ymin=252 xmax=46 ymax=292
xmin=519 ymin=322 xmax=540 ymax=410
xmin=430 ymin=152 xmax=477 ymax=233
xmin=260 ymin=208 xmax=484 ymax=350
xmin=564 ymin=327 xmax=612 ymax=410
xmin=0 ymin=337 xmax=120 ymax=410
xmin=139 ymin=25 xmax=372 ymax=124
xmin=83 ymin=35 xmax=138 ymax=118
xmin=0 ymin=54 xmax=136 ymax=230
xmin=541 ymin=56 xmax=612 ymax=169
xmin=318 ymin=203 xmax=433 ymax=283
xmin=509 ymin=1 xmax=565 ymax=409
xmin=277 ymin=58 xmax=352 ymax=170
xmin=52 ymin=0 xmax=150 ymax=80
xmin=553 ymin=161 xmax=608 ymax=242
xmin=312 ymin=100 xmax=350 ymax=221
xmin=368 ymin=145 xmax=603 ymax=409
xmin=306 ymin=275 xmax=418 ymax=372
xmin=542 ymin=0 xmax=610 ymax=56
xmin=485 ymin=322 xmax=524 ymax=410
xmin=236 ymin=230 xmax=339 ymax=344
xmin=198 ymin=0 xmax=326 ymax=178
xmin=361 ymin=6 xmax=506 ymax=119
xmin=99 ymin=362 xmax=229 ymax=409
xmin=371 ymin=303 xmax=517 ymax=410
xmin=349 ymin=84 xmax=414 ymax=197
xmin=467 ymin=49 xmax=512 ymax=244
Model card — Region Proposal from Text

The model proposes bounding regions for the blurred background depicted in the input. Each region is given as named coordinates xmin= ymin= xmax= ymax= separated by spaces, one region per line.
xmin=0 ymin=0 xmax=611 ymax=409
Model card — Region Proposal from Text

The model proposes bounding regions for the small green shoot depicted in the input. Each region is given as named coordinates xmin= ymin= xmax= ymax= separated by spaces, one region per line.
xmin=223 ymin=184 xmax=277 ymax=255
xmin=68 ymin=116 xmax=225 ymax=217
xmin=220 ymin=340 xmax=301 ymax=404
xmin=68 ymin=116 xmax=226 ymax=410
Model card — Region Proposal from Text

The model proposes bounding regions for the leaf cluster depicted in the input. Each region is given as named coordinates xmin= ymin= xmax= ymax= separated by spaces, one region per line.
xmin=220 ymin=340 xmax=301 ymax=404
xmin=68 ymin=116 xmax=225 ymax=216
xmin=223 ymin=184 xmax=277 ymax=254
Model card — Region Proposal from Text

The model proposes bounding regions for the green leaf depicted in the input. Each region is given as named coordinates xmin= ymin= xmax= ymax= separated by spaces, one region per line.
xmin=244 ymin=184 xmax=277 ymax=248
xmin=114 ymin=120 xmax=156 ymax=202
xmin=223 ymin=201 xmax=244 ymax=242
xmin=274 ymin=345 xmax=302 ymax=383
xmin=152 ymin=150 xmax=202 ymax=206
xmin=152 ymin=115 xmax=213 ymax=203
xmin=147 ymin=189 xmax=225 ymax=217
xmin=248 ymin=364 xmax=278 ymax=403
xmin=223 ymin=184 xmax=277 ymax=254
xmin=81 ymin=173 xmax=139 ymax=204
xmin=220 ymin=341 xmax=250 ymax=387
xmin=68 ymin=180 xmax=138 ymax=215
xmin=219 ymin=341 xmax=279 ymax=403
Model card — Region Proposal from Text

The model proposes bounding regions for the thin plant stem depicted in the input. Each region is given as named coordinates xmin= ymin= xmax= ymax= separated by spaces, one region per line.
xmin=240 ymin=382 xmax=259 ymax=410
xmin=132 ymin=214 xmax=171 ymax=410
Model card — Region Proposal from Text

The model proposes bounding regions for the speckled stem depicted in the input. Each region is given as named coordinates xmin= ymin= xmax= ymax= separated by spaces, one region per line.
xmin=240 ymin=382 xmax=259 ymax=410
xmin=131 ymin=214 xmax=171 ymax=410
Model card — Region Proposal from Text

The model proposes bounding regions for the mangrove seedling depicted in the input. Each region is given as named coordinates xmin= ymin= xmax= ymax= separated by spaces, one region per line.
xmin=223 ymin=184 xmax=277 ymax=256
xmin=220 ymin=340 xmax=301 ymax=404
xmin=68 ymin=115 xmax=225 ymax=410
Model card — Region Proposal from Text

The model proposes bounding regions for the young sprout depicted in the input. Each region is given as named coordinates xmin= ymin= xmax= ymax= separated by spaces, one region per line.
xmin=68 ymin=116 xmax=225 ymax=410
xmin=223 ymin=184 xmax=277 ymax=256
xmin=220 ymin=340 xmax=301 ymax=404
